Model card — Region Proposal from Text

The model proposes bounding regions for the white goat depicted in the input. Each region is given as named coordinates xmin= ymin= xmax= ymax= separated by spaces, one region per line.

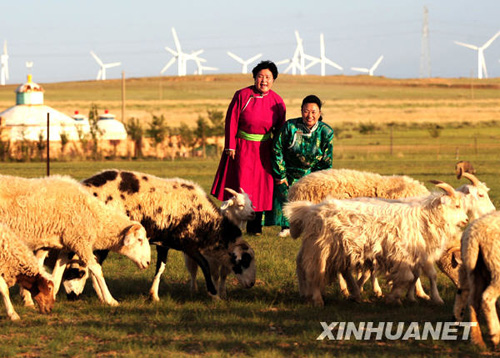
xmin=285 ymin=181 xmax=468 ymax=307
xmin=184 ymin=187 xmax=256 ymax=298
xmin=453 ymin=211 xmax=500 ymax=348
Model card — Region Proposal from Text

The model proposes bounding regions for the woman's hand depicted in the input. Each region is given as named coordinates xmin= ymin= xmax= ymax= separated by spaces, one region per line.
xmin=275 ymin=178 xmax=288 ymax=186
xmin=225 ymin=149 xmax=236 ymax=160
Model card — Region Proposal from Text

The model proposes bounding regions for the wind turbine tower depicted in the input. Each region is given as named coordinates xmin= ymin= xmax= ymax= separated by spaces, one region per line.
xmin=454 ymin=31 xmax=500 ymax=79
xmin=305 ymin=33 xmax=343 ymax=76
xmin=420 ymin=6 xmax=431 ymax=78
xmin=1 ymin=41 xmax=9 ymax=86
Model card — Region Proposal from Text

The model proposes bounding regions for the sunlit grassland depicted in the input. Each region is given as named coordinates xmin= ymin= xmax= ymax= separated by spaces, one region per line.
xmin=0 ymin=74 xmax=499 ymax=356
xmin=0 ymin=146 xmax=498 ymax=357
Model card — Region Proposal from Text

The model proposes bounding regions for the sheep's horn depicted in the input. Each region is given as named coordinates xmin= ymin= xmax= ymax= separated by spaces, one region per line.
xmin=224 ymin=187 xmax=239 ymax=197
xmin=239 ymin=187 xmax=245 ymax=194
xmin=461 ymin=172 xmax=480 ymax=187
xmin=456 ymin=165 xmax=463 ymax=179
xmin=430 ymin=180 xmax=456 ymax=197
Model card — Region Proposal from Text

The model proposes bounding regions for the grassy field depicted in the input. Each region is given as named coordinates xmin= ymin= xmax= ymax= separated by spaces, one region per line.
xmin=0 ymin=74 xmax=499 ymax=357
xmin=1 ymin=75 xmax=500 ymax=129
xmin=0 ymin=155 xmax=498 ymax=358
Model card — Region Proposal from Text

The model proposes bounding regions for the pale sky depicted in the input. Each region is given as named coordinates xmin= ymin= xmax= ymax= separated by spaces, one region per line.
xmin=2 ymin=0 xmax=500 ymax=83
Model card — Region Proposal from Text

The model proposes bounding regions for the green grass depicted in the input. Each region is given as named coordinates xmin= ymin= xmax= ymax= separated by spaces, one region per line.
xmin=0 ymin=154 xmax=498 ymax=357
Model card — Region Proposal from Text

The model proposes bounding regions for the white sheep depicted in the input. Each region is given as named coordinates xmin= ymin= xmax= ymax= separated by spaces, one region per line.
xmin=285 ymin=181 xmax=468 ymax=307
xmin=0 ymin=223 xmax=55 ymax=320
xmin=0 ymin=174 xmax=151 ymax=307
xmin=63 ymin=170 xmax=256 ymax=302
xmin=184 ymin=187 xmax=256 ymax=298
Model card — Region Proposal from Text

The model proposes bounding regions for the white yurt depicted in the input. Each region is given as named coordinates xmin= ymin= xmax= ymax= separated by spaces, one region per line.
xmin=96 ymin=110 xmax=127 ymax=140
xmin=0 ymin=75 xmax=85 ymax=142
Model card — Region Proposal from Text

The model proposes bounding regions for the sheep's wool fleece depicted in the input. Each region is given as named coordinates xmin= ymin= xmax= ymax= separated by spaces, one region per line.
xmin=289 ymin=168 xmax=430 ymax=203
xmin=0 ymin=174 xmax=135 ymax=254
xmin=82 ymin=170 xmax=227 ymax=249
xmin=0 ymin=223 xmax=41 ymax=287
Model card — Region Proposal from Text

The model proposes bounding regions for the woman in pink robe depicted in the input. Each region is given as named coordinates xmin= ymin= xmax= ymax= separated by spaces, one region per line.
xmin=211 ymin=61 xmax=286 ymax=235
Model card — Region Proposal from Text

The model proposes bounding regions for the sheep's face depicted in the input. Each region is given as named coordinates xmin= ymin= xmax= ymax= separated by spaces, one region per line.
xmin=228 ymin=238 xmax=256 ymax=288
xmin=457 ymin=183 xmax=496 ymax=221
xmin=18 ymin=274 xmax=55 ymax=314
xmin=222 ymin=188 xmax=256 ymax=222
xmin=117 ymin=223 xmax=151 ymax=269
xmin=440 ymin=192 xmax=469 ymax=229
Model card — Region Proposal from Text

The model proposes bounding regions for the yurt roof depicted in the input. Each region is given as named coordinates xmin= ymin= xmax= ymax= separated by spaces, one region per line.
xmin=0 ymin=104 xmax=78 ymax=127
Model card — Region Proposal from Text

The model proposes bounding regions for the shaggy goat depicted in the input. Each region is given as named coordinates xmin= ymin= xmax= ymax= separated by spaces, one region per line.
xmin=63 ymin=170 xmax=255 ymax=301
xmin=0 ymin=223 xmax=55 ymax=320
xmin=0 ymin=174 xmax=150 ymax=306
xmin=285 ymin=181 xmax=468 ymax=307
xmin=453 ymin=211 xmax=500 ymax=348
xmin=184 ymin=187 xmax=256 ymax=298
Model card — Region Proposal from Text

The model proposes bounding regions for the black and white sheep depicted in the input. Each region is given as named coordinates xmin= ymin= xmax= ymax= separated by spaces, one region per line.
xmin=64 ymin=170 xmax=255 ymax=301
xmin=285 ymin=181 xmax=469 ymax=307
xmin=184 ymin=187 xmax=256 ymax=298
xmin=0 ymin=223 xmax=55 ymax=320
xmin=0 ymin=174 xmax=150 ymax=306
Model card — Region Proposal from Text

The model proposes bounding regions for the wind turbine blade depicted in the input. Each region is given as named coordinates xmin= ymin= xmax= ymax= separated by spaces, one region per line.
xmin=351 ymin=67 xmax=369 ymax=73
xmin=161 ymin=57 xmax=176 ymax=74
xmin=247 ymin=53 xmax=262 ymax=63
xmin=3 ymin=40 xmax=7 ymax=56
xmin=96 ymin=69 xmax=102 ymax=80
xmin=171 ymin=27 xmax=182 ymax=52
xmin=324 ymin=58 xmax=343 ymax=71
xmin=371 ymin=55 xmax=384 ymax=71
xmin=276 ymin=59 xmax=291 ymax=65
xmin=105 ymin=62 xmax=121 ymax=68
xmin=165 ymin=47 xmax=178 ymax=57
xmin=454 ymin=41 xmax=479 ymax=51
xmin=190 ymin=49 xmax=204 ymax=57
xmin=482 ymin=30 xmax=500 ymax=49
xmin=227 ymin=51 xmax=244 ymax=63
xmin=90 ymin=51 xmax=104 ymax=66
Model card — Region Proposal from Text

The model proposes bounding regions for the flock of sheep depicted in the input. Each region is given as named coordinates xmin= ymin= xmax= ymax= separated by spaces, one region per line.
xmin=1 ymin=161 xmax=499 ymax=349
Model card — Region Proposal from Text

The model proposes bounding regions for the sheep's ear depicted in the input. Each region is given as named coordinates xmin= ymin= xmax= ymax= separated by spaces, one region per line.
xmin=451 ymin=250 xmax=462 ymax=268
xmin=221 ymin=199 xmax=233 ymax=210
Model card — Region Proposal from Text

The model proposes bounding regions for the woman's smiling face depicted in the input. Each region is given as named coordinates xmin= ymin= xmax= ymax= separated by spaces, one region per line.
xmin=254 ymin=69 xmax=274 ymax=94
xmin=301 ymin=103 xmax=321 ymax=129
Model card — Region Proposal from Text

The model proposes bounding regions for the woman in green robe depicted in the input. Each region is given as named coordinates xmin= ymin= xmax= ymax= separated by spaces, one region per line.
xmin=271 ymin=95 xmax=334 ymax=237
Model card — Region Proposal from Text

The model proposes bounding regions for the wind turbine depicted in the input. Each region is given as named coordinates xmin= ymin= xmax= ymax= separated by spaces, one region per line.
xmin=161 ymin=27 xmax=204 ymax=76
xmin=226 ymin=52 xmax=262 ymax=74
xmin=192 ymin=54 xmax=218 ymax=75
xmin=351 ymin=55 xmax=384 ymax=76
xmin=279 ymin=31 xmax=313 ymax=75
xmin=305 ymin=33 xmax=343 ymax=76
xmin=454 ymin=31 xmax=500 ymax=79
xmin=1 ymin=41 xmax=9 ymax=86
xmin=90 ymin=51 xmax=121 ymax=81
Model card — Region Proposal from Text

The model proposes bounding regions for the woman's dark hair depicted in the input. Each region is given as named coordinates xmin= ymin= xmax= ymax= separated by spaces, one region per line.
xmin=252 ymin=60 xmax=278 ymax=80
xmin=301 ymin=94 xmax=322 ymax=110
